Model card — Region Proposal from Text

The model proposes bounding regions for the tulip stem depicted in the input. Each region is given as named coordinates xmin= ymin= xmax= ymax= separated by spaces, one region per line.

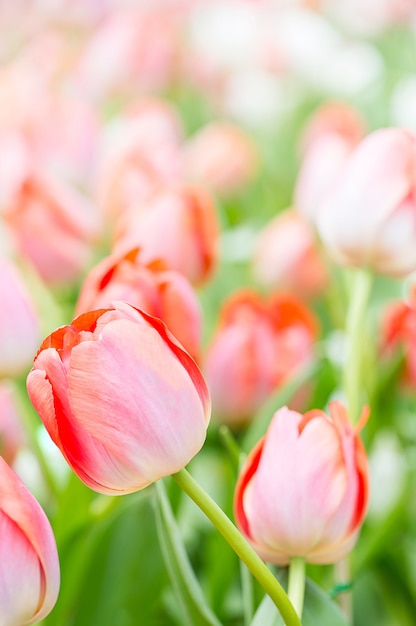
xmin=287 ymin=557 xmax=305 ymax=620
xmin=171 ymin=468 xmax=301 ymax=626
xmin=343 ymin=268 xmax=373 ymax=424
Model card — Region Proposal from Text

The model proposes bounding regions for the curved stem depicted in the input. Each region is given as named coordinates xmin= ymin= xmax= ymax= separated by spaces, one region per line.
xmin=343 ymin=268 xmax=373 ymax=424
xmin=287 ymin=557 xmax=305 ymax=621
xmin=172 ymin=468 xmax=301 ymax=626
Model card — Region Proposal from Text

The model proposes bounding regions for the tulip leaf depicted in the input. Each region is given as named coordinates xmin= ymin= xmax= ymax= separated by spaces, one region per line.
xmin=154 ymin=479 xmax=223 ymax=626
xmin=250 ymin=571 xmax=349 ymax=626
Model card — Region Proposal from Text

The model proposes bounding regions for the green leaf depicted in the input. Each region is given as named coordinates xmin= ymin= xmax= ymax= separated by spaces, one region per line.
xmin=154 ymin=480 xmax=222 ymax=626
xmin=250 ymin=572 xmax=349 ymax=626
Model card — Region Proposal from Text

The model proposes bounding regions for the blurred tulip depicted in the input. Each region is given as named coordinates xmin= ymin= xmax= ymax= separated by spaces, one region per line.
xmin=317 ymin=128 xmax=416 ymax=277
xmin=184 ymin=121 xmax=258 ymax=195
xmin=115 ymin=185 xmax=219 ymax=285
xmin=3 ymin=172 xmax=102 ymax=284
xmin=251 ymin=209 xmax=328 ymax=297
xmin=0 ymin=456 xmax=60 ymax=624
xmin=294 ymin=102 xmax=365 ymax=222
xmin=27 ymin=301 xmax=211 ymax=495
xmin=234 ymin=402 xmax=369 ymax=565
xmin=382 ymin=299 xmax=416 ymax=388
xmin=0 ymin=257 xmax=40 ymax=378
xmin=204 ymin=291 xmax=317 ymax=425
xmin=0 ymin=382 xmax=26 ymax=465
xmin=75 ymin=247 xmax=202 ymax=362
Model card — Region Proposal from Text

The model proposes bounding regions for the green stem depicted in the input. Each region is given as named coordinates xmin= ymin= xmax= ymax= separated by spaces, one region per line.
xmin=287 ymin=557 xmax=306 ymax=620
xmin=343 ymin=268 xmax=373 ymax=424
xmin=171 ymin=468 xmax=301 ymax=626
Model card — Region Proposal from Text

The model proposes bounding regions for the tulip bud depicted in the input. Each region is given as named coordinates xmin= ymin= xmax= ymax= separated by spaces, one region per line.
xmin=26 ymin=301 xmax=211 ymax=495
xmin=0 ymin=456 xmax=60 ymax=624
xmin=317 ymin=128 xmax=416 ymax=277
xmin=75 ymin=247 xmax=202 ymax=362
xmin=234 ymin=402 xmax=369 ymax=564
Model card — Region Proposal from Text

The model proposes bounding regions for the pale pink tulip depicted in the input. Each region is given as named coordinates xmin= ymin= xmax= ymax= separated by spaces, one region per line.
xmin=317 ymin=128 xmax=416 ymax=277
xmin=294 ymin=102 xmax=365 ymax=222
xmin=184 ymin=121 xmax=258 ymax=195
xmin=75 ymin=247 xmax=202 ymax=362
xmin=251 ymin=209 xmax=328 ymax=297
xmin=204 ymin=291 xmax=317 ymax=425
xmin=235 ymin=402 xmax=369 ymax=564
xmin=115 ymin=185 xmax=219 ymax=285
xmin=0 ymin=456 xmax=60 ymax=624
xmin=27 ymin=301 xmax=211 ymax=495
xmin=0 ymin=257 xmax=40 ymax=378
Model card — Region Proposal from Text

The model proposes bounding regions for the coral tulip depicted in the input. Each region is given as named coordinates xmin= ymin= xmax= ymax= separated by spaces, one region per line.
xmin=75 ymin=247 xmax=202 ymax=362
xmin=235 ymin=402 xmax=369 ymax=565
xmin=0 ymin=456 xmax=60 ymax=624
xmin=26 ymin=301 xmax=210 ymax=495
xmin=317 ymin=128 xmax=416 ymax=277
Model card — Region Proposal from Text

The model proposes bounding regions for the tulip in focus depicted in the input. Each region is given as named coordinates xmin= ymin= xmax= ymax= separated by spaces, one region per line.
xmin=75 ymin=247 xmax=202 ymax=362
xmin=235 ymin=402 xmax=369 ymax=564
xmin=184 ymin=121 xmax=258 ymax=195
xmin=0 ymin=257 xmax=41 ymax=378
xmin=317 ymin=128 xmax=416 ymax=277
xmin=115 ymin=185 xmax=219 ymax=285
xmin=251 ymin=209 xmax=328 ymax=298
xmin=294 ymin=102 xmax=365 ymax=223
xmin=204 ymin=290 xmax=317 ymax=425
xmin=0 ymin=456 xmax=60 ymax=624
xmin=27 ymin=301 xmax=211 ymax=495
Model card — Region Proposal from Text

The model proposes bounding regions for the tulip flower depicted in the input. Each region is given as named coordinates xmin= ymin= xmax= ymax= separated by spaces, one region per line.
xmin=234 ymin=402 xmax=369 ymax=565
xmin=0 ymin=257 xmax=41 ymax=378
xmin=382 ymin=299 xmax=416 ymax=388
xmin=26 ymin=301 xmax=210 ymax=495
xmin=0 ymin=456 xmax=60 ymax=624
xmin=75 ymin=247 xmax=202 ymax=362
xmin=317 ymin=128 xmax=416 ymax=277
xmin=204 ymin=291 xmax=317 ymax=425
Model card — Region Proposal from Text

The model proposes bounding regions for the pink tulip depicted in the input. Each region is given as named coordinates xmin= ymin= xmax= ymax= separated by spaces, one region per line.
xmin=115 ymin=185 xmax=219 ymax=285
xmin=27 ymin=301 xmax=211 ymax=495
xmin=184 ymin=121 xmax=258 ymax=195
xmin=0 ymin=456 xmax=60 ymax=624
xmin=235 ymin=402 xmax=369 ymax=565
xmin=4 ymin=172 xmax=102 ymax=284
xmin=204 ymin=291 xmax=317 ymax=425
xmin=75 ymin=247 xmax=202 ymax=362
xmin=251 ymin=209 xmax=328 ymax=298
xmin=0 ymin=257 xmax=40 ymax=377
xmin=317 ymin=128 xmax=416 ymax=277
xmin=294 ymin=102 xmax=365 ymax=223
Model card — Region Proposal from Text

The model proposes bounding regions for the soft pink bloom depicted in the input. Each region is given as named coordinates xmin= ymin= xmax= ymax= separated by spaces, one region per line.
xmin=115 ymin=185 xmax=219 ymax=285
xmin=251 ymin=209 xmax=328 ymax=298
xmin=75 ymin=247 xmax=202 ymax=362
xmin=0 ymin=456 xmax=60 ymax=624
xmin=184 ymin=121 xmax=258 ymax=195
xmin=27 ymin=302 xmax=211 ymax=495
xmin=96 ymin=99 xmax=183 ymax=222
xmin=0 ymin=382 xmax=26 ymax=465
xmin=317 ymin=128 xmax=416 ymax=277
xmin=204 ymin=291 xmax=317 ymax=425
xmin=3 ymin=172 xmax=102 ymax=284
xmin=294 ymin=102 xmax=365 ymax=222
xmin=0 ymin=257 xmax=40 ymax=378
xmin=235 ymin=402 xmax=369 ymax=565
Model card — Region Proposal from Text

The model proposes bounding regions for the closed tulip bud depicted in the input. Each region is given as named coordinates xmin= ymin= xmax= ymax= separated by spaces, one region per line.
xmin=0 ymin=456 xmax=60 ymax=624
xmin=26 ymin=301 xmax=210 ymax=495
xmin=234 ymin=402 xmax=369 ymax=565
xmin=75 ymin=247 xmax=202 ymax=362
xmin=317 ymin=128 xmax=416 ymax=277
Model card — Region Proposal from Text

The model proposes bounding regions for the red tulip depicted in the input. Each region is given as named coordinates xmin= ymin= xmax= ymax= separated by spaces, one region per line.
xmin=234 ymin=402 xmax=369 ymax=565
xmin=27 ymin=301 xmax=210 ymax=495
xmin=0 ymin=456 xmax=60 ymax=624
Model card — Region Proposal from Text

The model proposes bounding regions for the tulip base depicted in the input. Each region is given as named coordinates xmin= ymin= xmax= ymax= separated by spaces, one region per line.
xmin=171 ymin=468 xmax=301 ymax=626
